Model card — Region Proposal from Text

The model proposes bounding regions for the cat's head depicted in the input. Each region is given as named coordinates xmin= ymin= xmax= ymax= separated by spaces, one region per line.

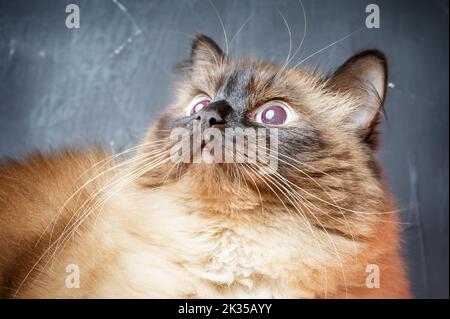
xmin=139 ymin=35 xmax=389 ymax=233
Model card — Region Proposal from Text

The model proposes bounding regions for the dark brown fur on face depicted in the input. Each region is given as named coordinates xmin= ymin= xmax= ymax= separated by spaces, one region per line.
xmin=0 ymin=35 xmax=410 ymax=298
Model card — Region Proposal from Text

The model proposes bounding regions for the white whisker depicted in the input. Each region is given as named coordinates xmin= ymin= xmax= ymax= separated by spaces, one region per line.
xmin=293 ymin=27 xmax=364 ymax=69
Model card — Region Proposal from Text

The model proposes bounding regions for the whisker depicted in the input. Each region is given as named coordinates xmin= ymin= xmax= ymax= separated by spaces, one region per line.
xmin=263 ymin=145 xmax=400 ymax=216
xmin=14 ymin=149 xmax=171 ymax=297
xmin=241 ymin=162 xmax=330 ymax=296
xmin=207 ymin=0 xmax=229 ymax=55
xmin=278 ymin=11 xmax=293 ymax=72
xmin=256 ymin=145 xmax=358 ymax=259
xmin=47 ymin=146 xmax=169 ymax=245
xmin=37 ymin=139 xmax=169 ymax=247
xmin=286 ymin=0 xmax=307 ymax=66
xmin=293 ymin=27 xmax=364 ymax=69
xmin=229 ymin=13 xmax=254 ymax=50
xmin=258 ymin=164 xmax=347 ymax=297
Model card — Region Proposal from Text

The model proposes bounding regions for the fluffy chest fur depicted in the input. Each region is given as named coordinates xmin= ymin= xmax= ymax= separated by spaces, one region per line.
xmin=4 ymin=155 xmax=408 ymax=299
xmin=97 ymin=184 xmax=356 ymax=298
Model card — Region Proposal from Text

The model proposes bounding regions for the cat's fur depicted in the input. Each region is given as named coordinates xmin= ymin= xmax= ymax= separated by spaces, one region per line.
xmin=0 ymin=35 xmax=410 ymax=298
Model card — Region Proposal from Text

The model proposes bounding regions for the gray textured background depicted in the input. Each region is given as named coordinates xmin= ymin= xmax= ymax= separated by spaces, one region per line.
xmin=0 ymin=0 xmax=448 ymax=298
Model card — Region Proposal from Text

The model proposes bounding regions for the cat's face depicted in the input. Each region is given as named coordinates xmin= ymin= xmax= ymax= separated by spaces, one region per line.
xmin=140 ymin=35 xmax=388 ymax=234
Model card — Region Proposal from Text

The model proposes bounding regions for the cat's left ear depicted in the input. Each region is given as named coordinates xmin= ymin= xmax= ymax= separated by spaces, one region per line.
xmin=327 ymin=50 xmax=387 ymax=142
xmin=177 ymin=34 xmax=226 ymax=74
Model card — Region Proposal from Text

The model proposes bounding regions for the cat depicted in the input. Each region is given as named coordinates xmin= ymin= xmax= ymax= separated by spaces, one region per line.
xmin=0 ymin=34 xmax=410 ymax=298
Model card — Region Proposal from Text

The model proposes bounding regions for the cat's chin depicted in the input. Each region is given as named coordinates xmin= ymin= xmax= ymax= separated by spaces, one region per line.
xmin=182 ymin=162 xmax=247 ymax=189
xmin=174 ymin=163 xmax=262 ymax=212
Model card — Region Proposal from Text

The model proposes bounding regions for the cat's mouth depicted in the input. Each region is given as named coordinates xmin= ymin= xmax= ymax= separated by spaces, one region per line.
xmin=167 ymin=124 xmax=279 ymax=173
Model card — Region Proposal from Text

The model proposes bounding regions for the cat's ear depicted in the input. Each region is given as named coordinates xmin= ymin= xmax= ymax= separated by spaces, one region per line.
xmin=328 ymin=50 xmax=387 ymax=143
xmin=189 ymin=34 xmax=226 ymax=67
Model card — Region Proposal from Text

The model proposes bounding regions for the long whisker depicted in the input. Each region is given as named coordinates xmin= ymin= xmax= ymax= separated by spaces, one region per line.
xmin=46 ymin=156 xmax=170 ymax=276
xmin=58 ymin=155 xmax=172 ymax=250
xmin=267 ymin=146 xmax=400 ymax=216
xmin=256 ymin=145 xmax=358 ymax=259
xmin=237 ymin=164 xmax=264 ymax=215
xmin=242 ymin=162 xmax=325 ymax=246
xmin=47 ymin=146 xmax=169 ymax=245
xmin=293 ymin=27 xmax=364 ymax=69
xmin=285 ymin=0 xmax=307 ymax=66
xmin=253 ymin=162 xmax=346 ymax=297
xmin=47 ymin=153 xmax=170 ymax=269
xmin=240 ymin=162 xmax=330 ymax=297
xmin=279 ymin=11 xmax=293 ymax=72
xmin=229 ymin=13 xmax=254 ymax=50
xmin=14 ymin=148 xmax=171 ymax=297
xmin=37 ymin=139 xmax=169 ymax=247
xmin=207 ymin=0 xmax=229 ymax=55
xmin=56 ymin=152 xmax=170 ymax=246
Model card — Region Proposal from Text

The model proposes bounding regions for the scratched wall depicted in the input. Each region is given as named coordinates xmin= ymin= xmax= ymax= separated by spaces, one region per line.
xmin=0 ymin=0 xmax=448 ymax=298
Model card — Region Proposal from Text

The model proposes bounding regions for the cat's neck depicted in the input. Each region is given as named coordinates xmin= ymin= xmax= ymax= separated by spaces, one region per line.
xmin=94 ymin=177 xmax=345 ymax=298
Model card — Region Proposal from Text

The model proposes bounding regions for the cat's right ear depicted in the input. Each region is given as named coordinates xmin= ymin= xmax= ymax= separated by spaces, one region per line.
xmin=177 ymin=34 xmax=226 ymax=72
xmin=190 ymin=34 xmax=225 ymax=66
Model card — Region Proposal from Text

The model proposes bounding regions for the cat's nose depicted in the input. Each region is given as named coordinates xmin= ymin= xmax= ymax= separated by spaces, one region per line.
xmin=196 ymin=111 xmax=225 ymax=128
xmin=195 ymin=100 xmax=232 ymax=128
